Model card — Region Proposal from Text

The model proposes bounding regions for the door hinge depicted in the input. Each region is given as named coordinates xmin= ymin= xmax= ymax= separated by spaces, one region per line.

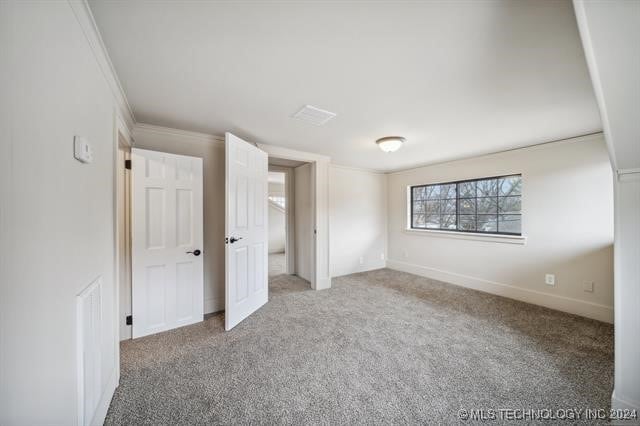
xmin=126 ymin=315 xmax=132 ymax=325
xmin=125 ymin=159 xmax=132 ymax=170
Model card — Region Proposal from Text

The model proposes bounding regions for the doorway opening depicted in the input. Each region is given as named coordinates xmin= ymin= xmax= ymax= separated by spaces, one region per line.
xmin=268 ymin=157 xmax=314 ymax=289
xmin=268 ymin=171 xmax=287 ymax=278
xmin=116 ymin=132 xmax=331 ymax=338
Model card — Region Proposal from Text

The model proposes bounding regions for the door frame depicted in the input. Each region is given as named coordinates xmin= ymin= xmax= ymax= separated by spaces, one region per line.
xmin=258 ymin=144 xmax=331 ymax=290
xmin=112 ymin=113 xmax=132 ymax=382
xmin=268 ymin=165 xmax=295 ymax=275
xmin=116 ymin=132 xmax=132 ymax=341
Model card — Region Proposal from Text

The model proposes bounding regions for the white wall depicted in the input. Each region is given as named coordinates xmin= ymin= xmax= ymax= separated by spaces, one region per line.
xmin=268 ymin=181 xmax=286 ymax=253
xmin=614 ymin=176 xmax=640 ymax=414
xmin=269 ymin=181 xmax=284 ymax=195
xmin=574 ymin=0 xmax=640 ymax=415
xmin=294 ymin=164 xmax=313 ymax=282
xmin=387 ymin=135 xmax=614 ymax=323
xmin=329 ymin=166 xmax=387 ymax=277
xmin=0 ymin=1 xmax=130 ymax=424
xmin=268 ymin=205 xmax=286 ymax=253
xmin=133 ymin=124 xmax=226 ymax=314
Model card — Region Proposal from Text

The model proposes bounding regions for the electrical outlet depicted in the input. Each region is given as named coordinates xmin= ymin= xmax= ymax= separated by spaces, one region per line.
xmin=545 ymin=274 xmax=556 ymax=286
xmin=359 ymin=256 xmax=364 ymax=265
xmin=583 ymin=281 xmax=594 ymax=293
xmin=402 ymin=249 xmax=409 ymax=259
xmin=380 ymin=253 xmax=385 ymax=261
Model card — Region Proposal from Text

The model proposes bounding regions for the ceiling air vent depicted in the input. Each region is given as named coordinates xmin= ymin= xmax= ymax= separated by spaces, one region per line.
xmin=292 ymin=105 xmax=336 ymax=126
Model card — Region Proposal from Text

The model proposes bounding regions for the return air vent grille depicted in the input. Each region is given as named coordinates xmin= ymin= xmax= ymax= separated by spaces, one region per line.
xmin=292 ymin=105 xmax=336 ymax=126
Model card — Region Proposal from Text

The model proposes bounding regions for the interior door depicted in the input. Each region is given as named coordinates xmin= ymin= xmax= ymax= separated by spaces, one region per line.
xmin=225 ymin=133 xmax=269 ymax=330
xmin=131 ymin=148 xmax=204 ymax=338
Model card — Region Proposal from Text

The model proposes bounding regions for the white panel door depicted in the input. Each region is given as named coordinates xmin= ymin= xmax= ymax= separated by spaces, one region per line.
xmin=225 ymin=133 xmax=268 ymax=330
xmin=131 ymin=148 xmax=204 ymax=338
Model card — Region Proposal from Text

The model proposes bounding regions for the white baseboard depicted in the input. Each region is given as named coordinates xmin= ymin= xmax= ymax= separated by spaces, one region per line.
xmin=119 ymin=324 xmax=132 ymax=341
xmin=314 ymin=276 xmax=332 ymax=290
xmin=386 ymin=259 xmax=614 ymax=323
xmin=204 ymin=297 xmax=224 ymax=314
xmin=611 ymin=391 xmax=640 ymax=425
xmin=332 ymin=261 xmax=387 ymax=279
xmin=90 ymin=365 xmax=118 ymax=426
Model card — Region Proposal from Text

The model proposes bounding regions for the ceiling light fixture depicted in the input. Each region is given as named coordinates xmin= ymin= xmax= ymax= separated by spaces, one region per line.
xmin=376 ymin=136 xmax=405 ymax=153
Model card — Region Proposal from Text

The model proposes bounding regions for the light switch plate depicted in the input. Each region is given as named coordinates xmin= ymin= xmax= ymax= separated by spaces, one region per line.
xmin=583 ymin=281 xmax=594 ymax=293
xmin=74 ymin=136 xmax=93 ymax=164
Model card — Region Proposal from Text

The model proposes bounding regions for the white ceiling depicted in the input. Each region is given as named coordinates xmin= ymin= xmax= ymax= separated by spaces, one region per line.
xmin=90 ymin=0 xmax=602 ymax=172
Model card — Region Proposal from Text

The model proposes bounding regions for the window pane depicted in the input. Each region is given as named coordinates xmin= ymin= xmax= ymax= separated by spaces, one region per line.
xmin=440 ymin=214 xmax=456 ymax=229
xmin=498 ymin=176 xmax=522 ymax=196
xmin=458 ymin=181 xmax=476 ymax=198
xmin=412 ymin=175 xmax=521 ymax=235
xmin=425 ymin=200 xmax=440 ymax=214
xmin=477 ymin=197 xmax=497 ymax=214
xmin=477 ymin=179 xmax=497 ymax=197
xmin=498 ymin=214 xmax=521 ymax=234
xmin=458 ymin=198 xmax=476 ymax=214
xmin=440 ymin=184 xmax=456 ymax=199
xmin=440 ymin=199 xmax=456 ymax=214
xmin=458 ymin=215 xmax=476 ymax=231
xmin=477 ymin=214 xmax=498 ymax=232
xmin=425 ymin=185 xmax=441 ymax=199
xmin=425 ymin=214 xmax=440 ymax=229
xmin=499 ymin=195 xmax=521 ymax=214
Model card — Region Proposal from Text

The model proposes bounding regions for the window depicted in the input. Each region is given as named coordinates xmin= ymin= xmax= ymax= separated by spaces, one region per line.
xmin=410 ymin=174 xmax=522 ymax=235
xmin=269 ymin=195 xmax=285 ymax=209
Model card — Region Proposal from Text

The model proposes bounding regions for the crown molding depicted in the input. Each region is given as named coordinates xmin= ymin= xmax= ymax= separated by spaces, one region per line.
xmin=618 ymin=168 xmax=640 ymax=182
xmin=387 ymin=132 xmax=605 ymax=176
xmin=618 ymin=168 xmax=640 ymax=176
xmin=330 ymin=163 xmax=386 ymax=175
xmin=68 ymin=0 xmax=135 ymax=132
xmin=134 ymin=123 xmax=225 ymax=145
xmin=257 ymin=143 xmax=331 ymax=163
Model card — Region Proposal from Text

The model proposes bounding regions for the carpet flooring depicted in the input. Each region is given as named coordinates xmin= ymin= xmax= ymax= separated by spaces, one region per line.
xmin=105 ymin=269 xmax=613 ymax=425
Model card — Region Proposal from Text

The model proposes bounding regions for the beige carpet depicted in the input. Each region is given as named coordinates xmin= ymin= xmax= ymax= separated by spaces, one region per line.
xmin=105 ymin=269 xmax=613 ymax=425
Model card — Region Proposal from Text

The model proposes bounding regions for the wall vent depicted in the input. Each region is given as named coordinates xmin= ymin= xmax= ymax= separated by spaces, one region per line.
xmin=292 ymin=105 xmax=336 ymax=126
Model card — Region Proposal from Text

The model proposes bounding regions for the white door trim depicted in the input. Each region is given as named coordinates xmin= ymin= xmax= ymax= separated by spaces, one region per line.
xmin=113 ymin=116 xmax=132 ymax=364
xmin=103 ymin=111 xmax=132 ymax=426
xmin=268 ymin=165 xmax=295 ymax=275
xmin=116 ymin=133 xmax=132 ymax=342
xmin=258 ymin=144 xmax=331 ymax=290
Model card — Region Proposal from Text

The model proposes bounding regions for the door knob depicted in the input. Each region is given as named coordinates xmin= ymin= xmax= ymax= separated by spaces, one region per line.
xmin=187 ymin=249 xmax=201 ymax=256
xmin=229 ymin=237 xmax=243 ymax=244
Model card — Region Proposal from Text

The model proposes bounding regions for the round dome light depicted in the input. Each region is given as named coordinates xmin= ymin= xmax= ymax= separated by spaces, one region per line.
xmin=376 ymin=136 xmax=405 ymax=153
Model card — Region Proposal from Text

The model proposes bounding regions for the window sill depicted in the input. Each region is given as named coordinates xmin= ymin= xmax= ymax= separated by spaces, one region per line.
xmin=403 ymin=228 xmax=527 ymax=245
